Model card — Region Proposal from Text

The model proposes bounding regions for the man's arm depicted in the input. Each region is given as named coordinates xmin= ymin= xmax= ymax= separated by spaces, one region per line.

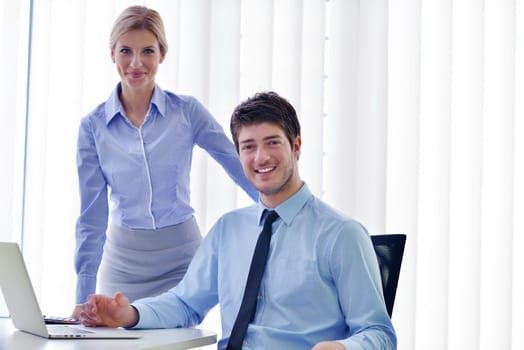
xmin=79 ymin=292 xmax=138 ymax=328
xmin=332 ymin=221 xmax=397 ymax=349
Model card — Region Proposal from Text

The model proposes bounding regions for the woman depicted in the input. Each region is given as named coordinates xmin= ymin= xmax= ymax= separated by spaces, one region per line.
xmin=72 ymin=6 xmax=257 ymax=316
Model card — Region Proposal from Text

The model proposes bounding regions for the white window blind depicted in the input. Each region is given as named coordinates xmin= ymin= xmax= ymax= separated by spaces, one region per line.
xmin=1 ymin=0 xmax=522 ymax=349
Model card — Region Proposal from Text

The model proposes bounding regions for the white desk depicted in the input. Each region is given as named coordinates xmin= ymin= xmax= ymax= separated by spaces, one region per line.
xmin=0 ymin=318 xmax=217 ymax=350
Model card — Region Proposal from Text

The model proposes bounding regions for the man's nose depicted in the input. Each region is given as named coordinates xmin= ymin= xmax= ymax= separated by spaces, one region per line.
xmin=254 ymin=148 xmax=270 ymax=163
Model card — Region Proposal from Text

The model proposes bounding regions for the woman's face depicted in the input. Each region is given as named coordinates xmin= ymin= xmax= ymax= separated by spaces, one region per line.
xmin=111 ymin=29 xmax=165 ymax=93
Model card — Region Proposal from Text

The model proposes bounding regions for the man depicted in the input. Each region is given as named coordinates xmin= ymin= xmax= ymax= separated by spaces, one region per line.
xmin=79 ymin=91 xmax=397 ymax=349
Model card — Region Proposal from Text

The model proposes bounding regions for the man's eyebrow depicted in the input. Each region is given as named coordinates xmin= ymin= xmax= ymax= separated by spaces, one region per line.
xmin=239 ymin=134 xmax=282 ymax=144
xmin=239 ymin=138 xmax=254 ymax=144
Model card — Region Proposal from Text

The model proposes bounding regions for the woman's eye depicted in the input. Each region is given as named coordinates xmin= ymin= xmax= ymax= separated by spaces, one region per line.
xmin=144 ymin=48 xmax=155 ymax=54
xmin=119 ymin=48 xmax=130 ymax=54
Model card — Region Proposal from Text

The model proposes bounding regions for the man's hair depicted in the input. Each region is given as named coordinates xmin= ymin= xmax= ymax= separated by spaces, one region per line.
xmin=110 ymin=6 xmax=168 ymax=55
xmin=230 ymin=91 xmax=301 ymax=152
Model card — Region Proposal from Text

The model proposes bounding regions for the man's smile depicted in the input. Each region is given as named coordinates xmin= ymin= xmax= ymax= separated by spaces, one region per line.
xmin=255 ymin=166 xmax=275 ymax=174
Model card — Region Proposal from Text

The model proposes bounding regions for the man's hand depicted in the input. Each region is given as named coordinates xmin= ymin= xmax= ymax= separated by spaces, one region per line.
xmin=79 ymin=292 xmax=138 ymax=328
xmin=312 ymin=341 xmax=346 ymax=350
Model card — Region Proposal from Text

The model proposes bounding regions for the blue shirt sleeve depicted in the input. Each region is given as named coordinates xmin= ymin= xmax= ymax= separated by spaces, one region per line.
xmin=329 ymin=222 xmax=397 ymax=349
xmin=187 ymin=97 xmax=258 ymax=202
xmin=131 ymin=220 xmax=221 ymax=328
xmin=75 ymin=116 xmax=109 ymax=303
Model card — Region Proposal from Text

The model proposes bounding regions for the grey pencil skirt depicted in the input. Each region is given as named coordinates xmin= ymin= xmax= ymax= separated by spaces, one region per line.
xmin=98 ymin=216 xmax=202 ymax=302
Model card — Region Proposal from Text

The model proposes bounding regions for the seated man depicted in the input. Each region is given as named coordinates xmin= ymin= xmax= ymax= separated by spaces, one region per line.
xmin=79 ymin=91 xmax=397 ymax=350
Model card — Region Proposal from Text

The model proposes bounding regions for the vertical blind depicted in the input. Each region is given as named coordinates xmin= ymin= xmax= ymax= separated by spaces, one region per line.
xmin=0 ymin=0 xmax=522 ymax=349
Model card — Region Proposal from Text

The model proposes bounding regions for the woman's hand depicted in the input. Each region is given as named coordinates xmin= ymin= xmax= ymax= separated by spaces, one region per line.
xmin=70 ymin=304 xmax=83 ymax=319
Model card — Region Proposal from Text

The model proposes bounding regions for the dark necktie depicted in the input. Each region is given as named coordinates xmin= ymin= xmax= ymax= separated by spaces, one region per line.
xmin=226 ymin=210 xmax=279 ymax=350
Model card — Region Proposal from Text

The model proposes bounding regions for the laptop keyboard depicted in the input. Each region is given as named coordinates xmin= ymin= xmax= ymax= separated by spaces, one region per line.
xmin=43 ymin=315 xmax=80 ymax=324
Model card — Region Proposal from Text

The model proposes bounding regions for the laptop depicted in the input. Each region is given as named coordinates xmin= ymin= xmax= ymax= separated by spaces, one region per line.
xmin=0 ymin=242 xmax=140 ymax=339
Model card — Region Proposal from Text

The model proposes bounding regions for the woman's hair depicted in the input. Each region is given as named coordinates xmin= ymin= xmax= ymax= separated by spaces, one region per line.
xmin=230 ymin=91 xmax=301 ymax=152
xmin=110 ymin=6 xmax=168 ymax=55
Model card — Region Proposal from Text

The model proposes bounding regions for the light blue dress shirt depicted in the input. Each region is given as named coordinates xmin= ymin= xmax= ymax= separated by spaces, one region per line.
xmin=132 ymin=183 xmax=396 ymax=349
xmin=75 ymin=84 xmax=258 ymax=303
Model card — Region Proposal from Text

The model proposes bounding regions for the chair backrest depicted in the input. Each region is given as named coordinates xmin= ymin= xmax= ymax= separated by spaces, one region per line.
xmin=370 ymin=234 xmax=406 ymax=317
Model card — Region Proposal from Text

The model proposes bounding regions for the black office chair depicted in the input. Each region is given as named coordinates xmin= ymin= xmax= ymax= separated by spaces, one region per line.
xmin=370 ymin=234 xmax=406 ymax=317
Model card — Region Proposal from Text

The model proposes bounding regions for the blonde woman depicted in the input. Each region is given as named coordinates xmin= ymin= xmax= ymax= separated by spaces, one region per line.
xmin=72 ymin=6 xmax=256 ymax=317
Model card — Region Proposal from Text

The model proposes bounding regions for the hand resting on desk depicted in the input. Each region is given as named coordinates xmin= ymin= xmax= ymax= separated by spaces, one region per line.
xmin=79 ymin=292 xmax=138 ymax=328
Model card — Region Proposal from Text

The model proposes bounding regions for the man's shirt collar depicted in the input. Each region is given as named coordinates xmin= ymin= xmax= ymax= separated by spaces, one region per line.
xmin=256 ymin=182 xmax=311 ymax=227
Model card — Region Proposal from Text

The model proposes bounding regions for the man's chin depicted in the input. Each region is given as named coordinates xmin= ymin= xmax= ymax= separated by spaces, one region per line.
xmin=256 ymin=185 xmax=280 ymax=197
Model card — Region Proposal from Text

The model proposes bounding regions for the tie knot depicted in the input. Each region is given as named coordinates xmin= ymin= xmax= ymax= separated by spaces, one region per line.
xmin=264 ymin=210 xmax=279 ymax=227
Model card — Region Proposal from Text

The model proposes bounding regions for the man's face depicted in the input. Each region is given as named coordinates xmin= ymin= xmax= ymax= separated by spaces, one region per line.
xmin=237 ymin=122 xmax=302 ymax=206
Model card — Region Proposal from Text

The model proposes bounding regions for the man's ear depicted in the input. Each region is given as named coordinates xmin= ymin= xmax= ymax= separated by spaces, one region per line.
xmin=293 ymin=136 xmax=302 ymax=160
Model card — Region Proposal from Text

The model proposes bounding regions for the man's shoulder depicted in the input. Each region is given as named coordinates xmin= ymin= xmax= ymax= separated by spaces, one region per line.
xmin=207 ymin=205 xmax=258 ymax=241
xmin=304 ymin=196 xmax=367 ymax=234
xmin=219 ymin=205 xmax=257 ymax=222
xmin=307 ymin=196 xmax=350 ymax=221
